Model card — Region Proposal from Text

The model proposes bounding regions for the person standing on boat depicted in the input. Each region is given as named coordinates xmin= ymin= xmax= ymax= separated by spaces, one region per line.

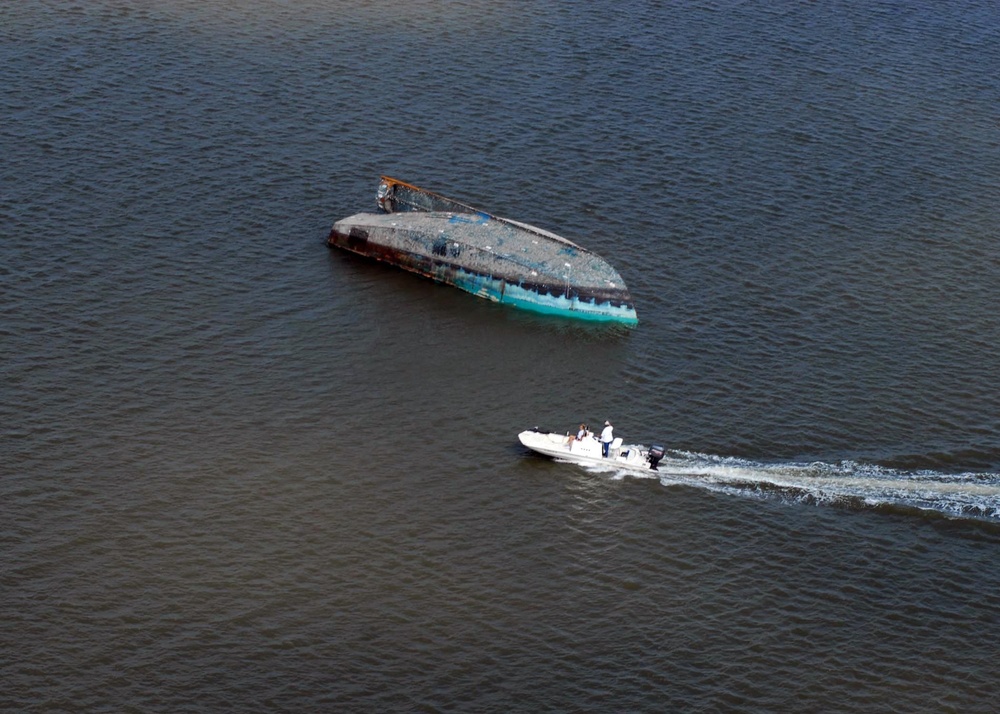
xmin=600 ymin=421 xmax=614 ymax=457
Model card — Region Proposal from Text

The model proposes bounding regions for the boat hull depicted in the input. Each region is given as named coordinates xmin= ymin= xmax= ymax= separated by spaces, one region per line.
xmin=518 ymin=429 xmax=656 ymax=471
xmin=329 ymin=210 xmax=639 ymax=324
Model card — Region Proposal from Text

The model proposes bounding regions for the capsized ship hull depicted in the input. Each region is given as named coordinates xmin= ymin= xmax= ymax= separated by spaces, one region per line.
xmin=328 ymin=178 xmax=637 ymax=323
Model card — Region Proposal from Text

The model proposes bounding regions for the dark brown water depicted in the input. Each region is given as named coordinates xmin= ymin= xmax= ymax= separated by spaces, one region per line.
xmin=4 ymin=1 xmax=1000 ymax=711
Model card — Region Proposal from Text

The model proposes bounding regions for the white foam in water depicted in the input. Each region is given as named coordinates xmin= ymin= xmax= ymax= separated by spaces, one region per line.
xmin=579 ymin=451 xmax=1000 ymax=521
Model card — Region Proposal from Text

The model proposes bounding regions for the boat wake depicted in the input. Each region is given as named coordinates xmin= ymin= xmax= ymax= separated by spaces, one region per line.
xmin=576 ymin=451 xmax=1000 ymax=523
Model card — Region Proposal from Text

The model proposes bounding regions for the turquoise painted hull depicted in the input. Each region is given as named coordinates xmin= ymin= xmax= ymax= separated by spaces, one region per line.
xmin=449 ymin=270 xmax=638 ymax=323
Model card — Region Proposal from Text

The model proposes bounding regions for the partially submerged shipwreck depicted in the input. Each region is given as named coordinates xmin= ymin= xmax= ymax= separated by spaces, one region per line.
xmin=328 ymin=177 xmax=638 ymax=324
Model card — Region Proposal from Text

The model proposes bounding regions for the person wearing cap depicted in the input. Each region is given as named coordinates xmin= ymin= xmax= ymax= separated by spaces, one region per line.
xmin=600 ymin=420 xmax=614 ymax=457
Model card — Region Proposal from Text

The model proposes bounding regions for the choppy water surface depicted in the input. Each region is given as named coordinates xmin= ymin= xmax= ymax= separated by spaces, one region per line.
xmin=4 ymin=1 xmax=1000 ymax=711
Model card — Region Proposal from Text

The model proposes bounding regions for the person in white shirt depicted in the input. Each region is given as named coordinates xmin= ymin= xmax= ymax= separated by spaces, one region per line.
xmin=600 ymin=421 xmax=614 ymax=457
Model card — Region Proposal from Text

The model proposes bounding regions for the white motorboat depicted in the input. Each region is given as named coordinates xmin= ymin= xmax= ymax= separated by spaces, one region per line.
xmin=518 ymin=428 xmax=665 ymax=472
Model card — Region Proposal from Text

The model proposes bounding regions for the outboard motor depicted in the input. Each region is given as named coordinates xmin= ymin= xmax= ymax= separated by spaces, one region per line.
xmin=647 ymin=445 xmax=665 ymax=471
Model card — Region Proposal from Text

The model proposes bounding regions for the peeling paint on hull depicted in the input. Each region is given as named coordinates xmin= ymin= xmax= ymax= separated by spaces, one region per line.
xmin=328 ymin=179 xmax=638 ymax=324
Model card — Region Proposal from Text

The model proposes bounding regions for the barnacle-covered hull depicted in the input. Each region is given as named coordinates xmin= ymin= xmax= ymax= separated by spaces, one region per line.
xmin=328 ymin=179 xmax=638 ymax=324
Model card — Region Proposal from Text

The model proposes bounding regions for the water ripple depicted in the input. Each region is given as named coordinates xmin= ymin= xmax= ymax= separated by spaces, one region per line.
xmin=5 ymin=1 xmax=1000 ymax=711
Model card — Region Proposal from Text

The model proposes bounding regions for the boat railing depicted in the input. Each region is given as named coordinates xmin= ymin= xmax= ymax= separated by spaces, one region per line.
xmin=379 ymin=176 xmax=591 ymax=254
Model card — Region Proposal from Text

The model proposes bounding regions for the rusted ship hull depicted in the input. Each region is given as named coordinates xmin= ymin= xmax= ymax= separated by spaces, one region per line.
xmin=328 ymin=178 xmax=638 ymax=324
